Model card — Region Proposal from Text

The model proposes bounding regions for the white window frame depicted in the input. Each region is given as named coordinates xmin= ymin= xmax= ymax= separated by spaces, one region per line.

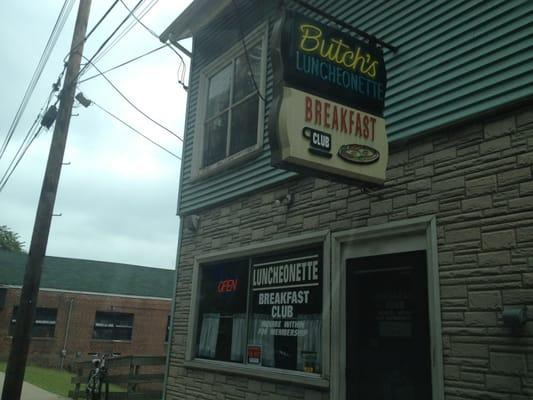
xmin=185 ymin=231 xmax=331 ymax=389
xmin=191 ymin=23 xmax=268 ymax=181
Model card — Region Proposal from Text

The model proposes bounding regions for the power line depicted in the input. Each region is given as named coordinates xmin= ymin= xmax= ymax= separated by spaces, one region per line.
xmin=0 ymin=126 xmax=43 ymax=193
xmin=89 ymin=0 xmax=159 ymax=69
xmin=0 ymin=0 xmax=74 ymax=161
xmin=0 ymin=60 xmax=69 ymax=192
xmin=117 ymin=0 xmax=187 ymax=88
xmin=64 ymin=0 xmax=121 ymax=63
xmin=75 ymin=0 xmax=144 ymax=82
xmin=119 ymin=0 xmax=159 ymax=38
xmin=92 ymin=101 xmax=181 ymax=160
xmin=80 ymin=55 xmax=183 ymax=142
xmin=78 ymin=44 xmax=166 ymax=83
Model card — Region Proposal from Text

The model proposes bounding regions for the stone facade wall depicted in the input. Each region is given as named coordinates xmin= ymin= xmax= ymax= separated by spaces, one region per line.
xmin=0 ymin=288 xmax=171 ymax=369
xmin=166 ymin=105 xmax=533 ymax=400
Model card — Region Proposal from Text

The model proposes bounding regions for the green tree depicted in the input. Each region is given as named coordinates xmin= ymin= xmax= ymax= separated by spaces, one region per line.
xmin=0 ymin=225 xmax=25 ymax=253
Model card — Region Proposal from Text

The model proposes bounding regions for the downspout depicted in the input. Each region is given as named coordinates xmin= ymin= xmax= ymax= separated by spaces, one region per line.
xmin=60 ymin=298 xmax=74 ymax=369
xmin=162 ymin=38 xmax=193 ymax=400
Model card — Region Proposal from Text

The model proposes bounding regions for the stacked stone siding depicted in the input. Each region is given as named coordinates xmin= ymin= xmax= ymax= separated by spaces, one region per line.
xmin=166 ymin=105 xmax=533 ymax=399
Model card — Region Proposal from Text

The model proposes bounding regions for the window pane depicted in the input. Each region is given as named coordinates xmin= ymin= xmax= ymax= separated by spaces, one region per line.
xmin=203 ymin=112 xmax=228 ymax=167
xmin=233 ymin=42 xmax=262 ymax=103
xmin=93 ymin=311 xmax=133 ymax=341
xmin=114 ymin=327 xmax=133 ymax=341
xmin=93 ymin=327 xmax=114 ymax=340
xmin=197 ymin=260 xmax=249 ymax=363
xmin=34 ymin=308 xmax=57 ymax=338
xmin=115 ymin=313 xmax=134 ymax=328
xmin=207 ymin=64 xmax=232 ymax=118
xmin=248 ymin=252 xmax=322 ymax=373
xmin=229 ymin=95 xmax=259 ymax=155
xmin=9 ymin=306 xmax=57 ymax=338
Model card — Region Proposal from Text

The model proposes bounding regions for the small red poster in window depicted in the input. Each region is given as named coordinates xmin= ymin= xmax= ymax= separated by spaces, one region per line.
xmin=247 ymin=345 xmax=262 ymax=365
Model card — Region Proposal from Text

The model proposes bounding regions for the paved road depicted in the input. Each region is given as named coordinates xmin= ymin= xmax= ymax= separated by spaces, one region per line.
xmin=0 ymin=372 xmax=68 ymax=399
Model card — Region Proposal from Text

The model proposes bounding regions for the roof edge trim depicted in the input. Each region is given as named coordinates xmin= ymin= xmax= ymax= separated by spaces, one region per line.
xmin=160 ymin=0 xmax=232 ymax=42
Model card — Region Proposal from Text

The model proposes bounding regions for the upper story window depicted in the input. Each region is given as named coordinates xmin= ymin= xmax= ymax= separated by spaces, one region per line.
xmin=9 ymin=306 xmax=57 ymax=338
xmin=193 ymin=25 xmax=267 ymax=178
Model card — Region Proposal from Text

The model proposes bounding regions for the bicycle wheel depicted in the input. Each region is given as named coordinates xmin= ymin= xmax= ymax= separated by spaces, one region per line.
xmin=86 ymin=372 xmax=102 ymax=400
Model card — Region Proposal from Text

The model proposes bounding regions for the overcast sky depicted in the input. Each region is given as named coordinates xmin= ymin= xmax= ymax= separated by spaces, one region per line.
xmin=0 ymin=0 xmax=192 ymax=269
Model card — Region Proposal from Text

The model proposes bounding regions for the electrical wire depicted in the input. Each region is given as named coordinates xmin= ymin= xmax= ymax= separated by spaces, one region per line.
xmin=120 ymin=0 xmax=185 ymax=83
xmin=78 ymin=44 xmax=166 ymax=83
xmin=0 ymin=77 xmax=62 ymax=193
xmin=80 ymin=55 xmax=183 ymax=142
xmin=92 ymin=101 xmax=181 ymax=160
xmin=90 ymin=0 xmax=158 ymax=67
xmin=75 ymin=0 xmax=145 ymax=83
xmin=0 ymin=53 xmax=69 ymax=193
xmin=82 ymin=0 xmax=158 ymax=77
xmin=64 ymin=0 xmax=121 ymax=64
xmin=119 ymin=0 xmax=159 ymax=38
xmin=0 ymin=0 xmax=74 ymax=161
xmin=0 ymin=124 xmax=44 ymax=193
xmin=231 ymin=0 xmax=265 ymax=102
xmin=117 ymin=0 xmax=187 ymax=88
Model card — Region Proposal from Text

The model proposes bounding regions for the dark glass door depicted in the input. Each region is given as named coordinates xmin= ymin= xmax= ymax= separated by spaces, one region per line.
xmin=346 ymin=251 xmax=432 ymax=400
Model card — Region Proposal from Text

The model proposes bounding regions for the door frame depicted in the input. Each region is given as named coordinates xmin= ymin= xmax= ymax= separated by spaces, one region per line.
xmin=330 ymin=216 xmax=444 ymax=400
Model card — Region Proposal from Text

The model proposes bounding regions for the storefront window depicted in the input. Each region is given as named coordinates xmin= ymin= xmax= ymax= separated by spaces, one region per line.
xmin=195 ymin=249 xmax=322 ymax=374
xmin=196 ymin=260 xmax=249 ymax=362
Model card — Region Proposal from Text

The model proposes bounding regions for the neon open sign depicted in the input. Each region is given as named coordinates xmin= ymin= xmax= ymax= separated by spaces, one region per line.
xmin=217 ymin=279 xmax=239 ymax=293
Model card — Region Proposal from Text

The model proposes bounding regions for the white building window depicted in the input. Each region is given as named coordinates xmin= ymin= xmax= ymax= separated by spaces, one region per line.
xmin=193 ymin=25 xmax=267 ymax=178
xmin=92 ymin=311 xmax=134 ymax=341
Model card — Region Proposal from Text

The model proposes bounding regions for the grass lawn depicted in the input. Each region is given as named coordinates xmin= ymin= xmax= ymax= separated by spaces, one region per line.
xmin=0 ymin=361 xmax=74 ymax=397
xmin=0 ymin=361 xmax=125 ymax=397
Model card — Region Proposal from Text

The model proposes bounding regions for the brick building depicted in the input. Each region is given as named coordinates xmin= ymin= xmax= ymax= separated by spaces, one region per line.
xmin=0 ymin=250 xmax=173 ymax=369
xmin=160 ymin=1 xmax=533 ymax=399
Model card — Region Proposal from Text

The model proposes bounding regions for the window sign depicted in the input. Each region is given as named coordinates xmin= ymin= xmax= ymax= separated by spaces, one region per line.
xmin=195 ymin=249 xmax=322 ymax=374
xmin=270 ymin=10 xmax=388 ymax=185
xmin=247 ymin=345 xmax=262 ymax=365
xmin=249 ymin=253 xmax=321 ymax=372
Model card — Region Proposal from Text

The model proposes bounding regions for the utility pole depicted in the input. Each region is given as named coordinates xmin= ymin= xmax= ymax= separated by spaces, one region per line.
xmin=1 ymin=1 xmax=91 ymax=399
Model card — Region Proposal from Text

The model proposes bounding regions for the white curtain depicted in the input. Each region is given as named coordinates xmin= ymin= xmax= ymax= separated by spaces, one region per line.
xmin=248 ymin=315 xmax=275 ymax=367
xmin=297 ymin=315 xmax=321 ymax=373
xmin=198 ymin=313 xmax=220 ymax=358
xmin=231 ymin=314 xmax=246 ymax=362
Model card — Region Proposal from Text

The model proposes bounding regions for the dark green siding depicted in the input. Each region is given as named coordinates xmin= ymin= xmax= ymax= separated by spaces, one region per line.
xmin=178 ymin=0 xmax=533 ymax=215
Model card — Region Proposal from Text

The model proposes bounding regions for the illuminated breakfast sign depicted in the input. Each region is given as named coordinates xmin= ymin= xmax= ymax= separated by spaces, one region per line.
xmin=270 ymin=10 xmax=388 ymax=185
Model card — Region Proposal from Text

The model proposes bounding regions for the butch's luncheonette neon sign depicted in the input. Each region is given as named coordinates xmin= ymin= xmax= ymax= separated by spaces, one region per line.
xmin=269 ymin=10 xmax=389 ymax=185
xmin=298 ymin=24 xmax=379 ymax=78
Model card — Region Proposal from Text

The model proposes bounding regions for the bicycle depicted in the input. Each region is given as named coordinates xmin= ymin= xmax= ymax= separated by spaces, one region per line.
xmin=85 ymin=352 xmax=113 ymax=400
